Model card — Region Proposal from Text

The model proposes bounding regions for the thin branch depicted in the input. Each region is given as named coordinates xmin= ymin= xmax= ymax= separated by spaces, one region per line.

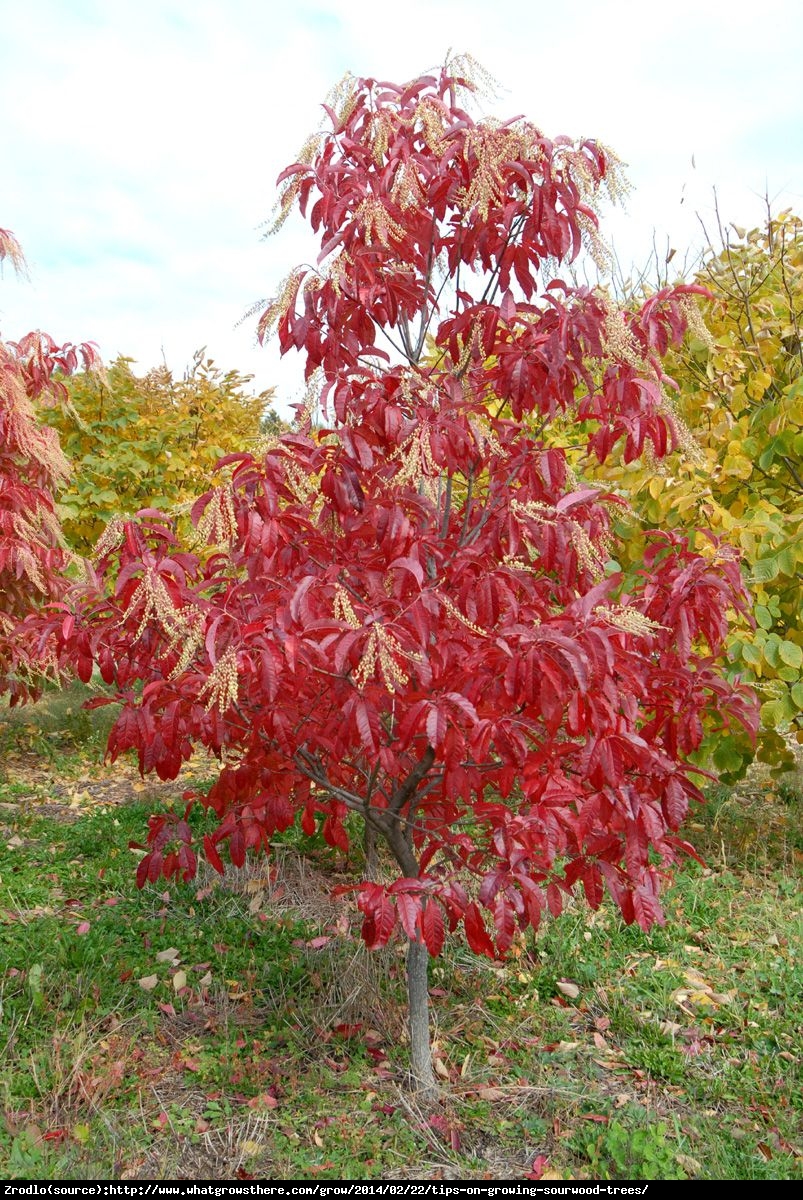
xmin=780 ymin=455 xmax=803 ymax=494
xmin=458 ymin=469 xmax=475 ymax=545
xmin=479 ymin=212 xmax=527 ymax=308
xmin=440 ymin=474 xmax=453 ymax=539
xmin=389 ymin=745 xmax=436 ymax=815
xmin=294 ymin=746 xmax=371 ymax=816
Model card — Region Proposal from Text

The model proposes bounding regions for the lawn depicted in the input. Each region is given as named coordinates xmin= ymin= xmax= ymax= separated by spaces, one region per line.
xmin=1 ymin=683 xmax=801 ymax=1180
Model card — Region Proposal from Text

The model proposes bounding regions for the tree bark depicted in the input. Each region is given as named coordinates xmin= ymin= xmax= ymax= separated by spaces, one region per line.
xmin=377 ymin=751 xmax=439 ymax=1097
xmin=363 ymin=820 xmax=378 ymax=880
xmin=406 ymin=935 xmax=438 ymax=1097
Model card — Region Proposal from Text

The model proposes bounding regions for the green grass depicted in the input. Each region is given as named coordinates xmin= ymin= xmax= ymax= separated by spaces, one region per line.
xmin=0 ymin=680 xmax=118 ymax=769
xmin=1 ymin=687 xmax=801 ymax=1180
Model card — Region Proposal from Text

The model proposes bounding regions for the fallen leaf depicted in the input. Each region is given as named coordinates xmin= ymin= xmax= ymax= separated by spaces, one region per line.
xmin=156 ymin=947 xmax=180 ymax=964
xmin=477 ymin=1086 xmax=506 ymax=1101
xmin=76 ymin=921 xmax=91 ymax=935
xmin=172 ymin=969 xmax=187 ymax=992
xmin=556 ymin=980 xmax=580 ymax=1000
xmin=138 ymin=974 xmax=158 ymax=991
xmin=434 ymin=1058 xmax=450 ymax=1079
xmin=526 ymin=1154 xmax=549 ymax=1180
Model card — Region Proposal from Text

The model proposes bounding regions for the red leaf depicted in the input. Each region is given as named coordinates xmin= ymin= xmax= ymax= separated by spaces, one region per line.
xmin=204 ymin=836 xmax=225 ymax=876
xmin=390 ymin=555 xmax=423 ymax=586
xmin=499 ymin=290 xmax=516 ymax=322
xmin=464 ymin=903 xmax=495 ymax=959
xmin=664 ymin=777 xmax=688 ymax=829
xmin=492 ymin=894 xmax=515 ymax=953
xmin=426 ymin=705 xmax=445 ymax=748
xmin=229 ymin=828 xmax=246 ymax=868
xmin=546 ymin=883 xmax=563 ymax=918
xmin=360 ymin=891 xmax=396 ymax=949
xmin=301 ymin=804 xmax=316 ymax=837
xmin=581 ymin=864 xmax=603 ymax=910
xmin=527 ymin=1155 xmax=549 ymax=1180
xmin=395 ymin=892 xmax=421 ymax=940
xmin=421 ymin=899 xmax=445 ymax=957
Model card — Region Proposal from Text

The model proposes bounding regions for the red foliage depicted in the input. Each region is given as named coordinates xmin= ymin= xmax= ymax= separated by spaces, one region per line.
xmin=0 ymin=228 xmax=99 ymax=701
xmin=40 ymin=66 xmax=756 ymax=950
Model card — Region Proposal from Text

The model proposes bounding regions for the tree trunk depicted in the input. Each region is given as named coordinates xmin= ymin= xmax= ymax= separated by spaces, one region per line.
xmin=406 ymin=936 xmax=438 ymax=1097
xmin=363 ymin=820 xmax=378 ymax=880
xmin=371 ymin=748 xmax=438 ymax=1096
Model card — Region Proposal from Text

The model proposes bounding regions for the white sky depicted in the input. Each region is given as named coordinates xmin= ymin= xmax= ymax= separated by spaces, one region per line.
xmin=2 ymin=0 xmax=801 ymax=415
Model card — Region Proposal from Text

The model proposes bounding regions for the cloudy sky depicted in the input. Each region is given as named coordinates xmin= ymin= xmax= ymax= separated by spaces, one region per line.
xmin=1 ymin=0 xmax=801 ymax=415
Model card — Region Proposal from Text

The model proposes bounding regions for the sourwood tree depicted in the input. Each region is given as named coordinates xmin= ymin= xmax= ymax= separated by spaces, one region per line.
xmin=40 ymin=62 xmax=757 ymax=1093
xmin=0 ymin=226 xmax=98 ymax=702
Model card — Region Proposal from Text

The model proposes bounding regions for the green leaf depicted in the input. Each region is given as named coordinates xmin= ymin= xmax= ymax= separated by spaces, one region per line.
xmin=740 ymin=642 xmax=763 ymax=668
xmin=762 ymin=637 xmax=781 ymax=669
xmin=755 ymin=604 xmax=773 ymax=630
xmin=751 ymin=556 xmax=780 ymax=583
xmin=712 ymin=739 xmax=745 ymax=774
xmin=760 ymin=700 xmax=784 ymax=728
xmin=758 ymin=440 xmax=778 ymax=471
xmin=778 ymin=640 xmax=803 ymax=669
xmin=776 ymin=547 xmax=797 ymax=576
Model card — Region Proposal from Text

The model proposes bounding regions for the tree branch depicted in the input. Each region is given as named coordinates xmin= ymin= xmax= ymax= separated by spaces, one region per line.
xmin=389 ymin=745 xmax=436 ymax=815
